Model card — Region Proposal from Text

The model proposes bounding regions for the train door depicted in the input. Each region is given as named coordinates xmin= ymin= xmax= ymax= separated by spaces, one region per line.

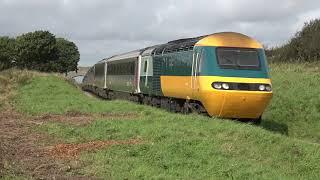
xmin=104 ymin=62 xmax=107 ymax=89
xmin=140 ymin=56 xmax=153 ymax=94
xmin=191 ymin=49 xmax=202 ymax=99
xmin=134 ymin=56 xmax=141 ymax=93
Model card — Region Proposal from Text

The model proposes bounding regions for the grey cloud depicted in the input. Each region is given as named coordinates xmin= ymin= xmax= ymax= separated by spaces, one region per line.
xmin=0 ymin=0 xmax=319 ymax=65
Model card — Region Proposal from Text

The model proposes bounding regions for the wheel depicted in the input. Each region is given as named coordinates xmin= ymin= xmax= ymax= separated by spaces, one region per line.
xmin=151 ymin=98 xmax=160 ymax=107
xmin=181 ymin=102 xmax=190 ymax=114
xmin=174 ymin=103 xmax=182 ymax=113
xmin=142 ymin=96 xmax=149 ymax=105
xmin=169 ymin=100 xmax=178 ymax=113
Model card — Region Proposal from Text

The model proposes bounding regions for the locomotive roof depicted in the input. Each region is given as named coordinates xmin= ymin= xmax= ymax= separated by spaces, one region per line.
xmin=195 ymin=32 xmax=262 ymax=48
xmin=104 ymin=32 xmax=262 ymax=62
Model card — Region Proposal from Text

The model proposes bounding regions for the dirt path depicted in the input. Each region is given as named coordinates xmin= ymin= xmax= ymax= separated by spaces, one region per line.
xmin=0 ymin=109 xmax=98 ymax=179
xmin=0 ymin=107 xmax=140 ymax=179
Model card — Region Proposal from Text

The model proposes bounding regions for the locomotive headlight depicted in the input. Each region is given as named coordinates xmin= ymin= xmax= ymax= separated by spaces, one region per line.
xmin=222 ymin=83 xmax=230 ymax=90
xmin=258 ymin=84 xmax=266 ymax=91
xmin=265 ymin=85 xmax=272 ymax=92
xmin=213 ymin=82 xmax=222 ymax=89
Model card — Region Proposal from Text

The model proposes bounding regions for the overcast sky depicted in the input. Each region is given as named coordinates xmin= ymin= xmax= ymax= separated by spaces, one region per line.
xmin=1 ymin=0 xmax=320 ymax=66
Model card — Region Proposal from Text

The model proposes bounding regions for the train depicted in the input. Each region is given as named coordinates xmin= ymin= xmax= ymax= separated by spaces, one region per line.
xmin=82 ymin=32 xmax=273 ymax=123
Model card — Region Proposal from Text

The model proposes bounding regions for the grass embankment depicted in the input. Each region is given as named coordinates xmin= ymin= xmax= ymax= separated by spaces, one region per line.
xmin=9 ymin=63 xmax=320 ymax=179
xmin=263 ymin=63 xmax=320 ymax=143
xmin=0 ymin=69 xmax=38 ymax=109
xmin=14 ymin=76 xmax=144 ymax=115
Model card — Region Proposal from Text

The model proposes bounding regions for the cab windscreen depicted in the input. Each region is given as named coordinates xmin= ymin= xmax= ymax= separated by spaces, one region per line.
xmin=216 ymin=48 xmax=260 ymax=70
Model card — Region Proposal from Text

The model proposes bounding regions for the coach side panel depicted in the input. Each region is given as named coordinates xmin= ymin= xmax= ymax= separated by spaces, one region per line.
xmin=93 ymin=62 xmax=106 ymax=89
xmin=106 ymin=58 xmax=138 ymax=93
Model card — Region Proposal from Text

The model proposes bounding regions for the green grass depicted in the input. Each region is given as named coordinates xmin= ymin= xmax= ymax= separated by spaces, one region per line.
xmin=0 ymin=69 xmax=38 ymax=109
xmin=14 ymin=76 xmax=145 ymax=115
xmin=263 ymin=63 xmax=320 ymax=143
xmin=11 ymin=63 xmax=320 ymax=179
xmin=40 ymin=113 xmax=320 ymax=179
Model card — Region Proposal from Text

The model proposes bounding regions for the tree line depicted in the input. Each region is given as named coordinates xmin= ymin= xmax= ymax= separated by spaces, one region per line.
xmin=0 ymin=30 xmax=80 ymax=74
xmin=267 ymin=18 xmax=320 ymax=62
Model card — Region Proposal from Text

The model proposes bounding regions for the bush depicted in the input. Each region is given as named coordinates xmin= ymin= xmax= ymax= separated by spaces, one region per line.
xmin=270 ymin=19 xmax=320 ymax=62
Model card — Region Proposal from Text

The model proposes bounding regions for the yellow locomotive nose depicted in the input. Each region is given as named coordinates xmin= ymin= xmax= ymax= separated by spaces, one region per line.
xmin=202 ymin=90 xmax=272 ymax=118
xmin=198 ymin=76 xmax=273 ymax=119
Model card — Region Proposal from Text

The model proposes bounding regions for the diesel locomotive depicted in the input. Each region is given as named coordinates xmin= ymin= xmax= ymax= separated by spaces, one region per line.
xmin=83 ymin=32 xmax=273 ymax=123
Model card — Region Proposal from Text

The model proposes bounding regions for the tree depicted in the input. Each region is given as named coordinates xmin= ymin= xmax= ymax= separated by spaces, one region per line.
xmin=55 ymin=38 xmax=80 ymax=75
xmin=0 ymin=36 xmax=16 ymax=70
xmin=15 ymin=30 xmax=57 ymax=71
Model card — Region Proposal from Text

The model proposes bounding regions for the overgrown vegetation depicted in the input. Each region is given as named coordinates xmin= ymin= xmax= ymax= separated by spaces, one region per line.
xmin=269 ymin=18 xmax=320 ymax=62
xmin=0 ymin=30 xmax=79 ymax=73
xmin=8 ymin=64 xmax=320 ymax=179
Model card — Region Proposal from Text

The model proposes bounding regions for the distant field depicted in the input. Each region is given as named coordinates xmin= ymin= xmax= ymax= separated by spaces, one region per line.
xmin=1 ymin=63 xmax=320 ymax=179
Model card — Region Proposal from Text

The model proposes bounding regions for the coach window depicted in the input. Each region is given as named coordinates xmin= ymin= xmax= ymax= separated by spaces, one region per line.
xmin=131 ymin=62 xmax=135 ymax=75
xmin=198 ymin=49 xmax=204 ymax=75
xmin=144 ymin=60 xmax=148 ymax=73
xmin=122 ymin=64 xmax=125 ymax=75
